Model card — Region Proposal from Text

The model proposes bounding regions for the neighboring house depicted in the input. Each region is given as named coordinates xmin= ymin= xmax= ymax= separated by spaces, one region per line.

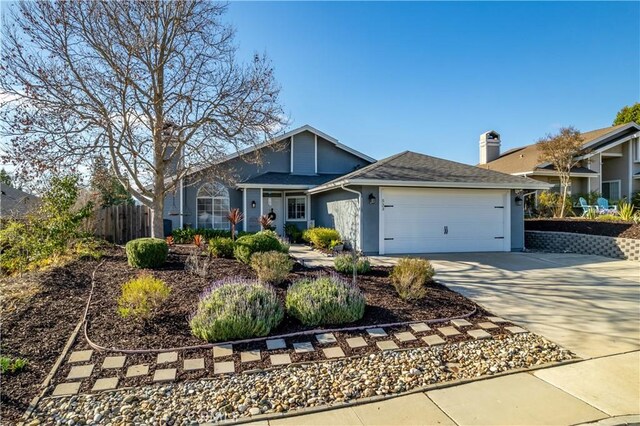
xmin=478 ymin=123 xmax=640 ymax=202
xmin=164 ymin=125 xmax=547 ymax=255
xmin=0 ymin=183 xmax=40 ymax=219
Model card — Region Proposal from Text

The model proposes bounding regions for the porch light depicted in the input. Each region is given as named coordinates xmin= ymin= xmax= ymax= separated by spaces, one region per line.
xmin=368 ymin=193 xmax=377 ymax=205
xmin=515 ymin=195 xmax=523 ymax=206
xmin=251 ymin=200 xmax=257 ymax=208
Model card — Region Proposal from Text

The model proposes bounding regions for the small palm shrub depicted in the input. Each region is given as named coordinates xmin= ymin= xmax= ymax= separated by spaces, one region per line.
xmin=390 ymin=258 xmax=435 ymax=301
xmin=209 ymin=237 xmax=234 ymax=258
xmin=189 ymin=279 xmax=283 ymax=342
xmin=234 ymin=231 xmax=289 ymax=264
xmin=333 ymin=253 xmax=371 ymax=275
xmin=0 ymin=356 xmax=28 ymax=374
xmin=117 ymin=274 xmax=171 ymax=320
xmin=286 ymin=275 xmax=365 ymax=326
xmin=125 ymin=238 xmax=168 ymax=268
xmin=251 ymin=251 xmax=293 ymax=284
xmin=302 ymin=227 xmax=341 ymax=249
xmin=618 ymin=201 xmax=635 ymax=221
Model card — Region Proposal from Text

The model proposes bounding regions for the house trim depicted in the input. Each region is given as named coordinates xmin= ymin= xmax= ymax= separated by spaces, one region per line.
xmin=237 ymin=184 xmax=313 ymax=190
xmin=513 ymin=170 xmax=599 ymax=178
xmin=573 ymin=133 xmax=639 ymax=161
xmin=284 ymin=195 xmax=307 ymax=222
xmin=242 ymin=189 xmax=247 ymax=231
xmin=314 ymin=134 xmax=318 ymax=174
xmin=290 ymin=135 xmax=294 ymax=173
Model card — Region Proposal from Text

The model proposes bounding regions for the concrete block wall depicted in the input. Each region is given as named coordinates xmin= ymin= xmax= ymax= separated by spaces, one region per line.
xmin=525 ymin=230 xmax=640 ymax=262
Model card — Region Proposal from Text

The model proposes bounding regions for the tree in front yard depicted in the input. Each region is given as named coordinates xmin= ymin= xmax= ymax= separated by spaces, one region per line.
xmin=90 ymin=155 xmax=133 ymax=208
xmin=536 ymin=127 xmax=585 ymax=218
xmin=0 ymin=1 xmax=285 ymax=238
xmin=613 ymin=103 xmax=640 ymax=126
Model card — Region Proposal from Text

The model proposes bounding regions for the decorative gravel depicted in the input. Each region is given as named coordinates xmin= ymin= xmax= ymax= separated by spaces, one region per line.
xmin=30 ymin=333 xmax=574 ymax=425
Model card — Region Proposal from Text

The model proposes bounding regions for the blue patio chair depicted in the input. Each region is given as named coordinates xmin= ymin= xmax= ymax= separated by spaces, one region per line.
xmin=579 ymin=197 xmax=593 ymax=217
xmin=596 ymin=197 xmax=617 ymax=214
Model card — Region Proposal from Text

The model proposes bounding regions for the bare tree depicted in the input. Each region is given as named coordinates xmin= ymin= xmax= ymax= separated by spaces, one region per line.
xmin=0 ymin=1 xmax=285 ymax=237
xmin=536 ymin=127 xmax=585 ymax=218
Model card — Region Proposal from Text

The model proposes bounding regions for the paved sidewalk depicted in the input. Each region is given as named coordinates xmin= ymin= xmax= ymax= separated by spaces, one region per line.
xmin=252 ymin=351 xmax=639 ymax=426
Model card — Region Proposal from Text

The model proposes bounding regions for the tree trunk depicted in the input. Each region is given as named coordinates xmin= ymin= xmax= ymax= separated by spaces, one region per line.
xmin=151 ymin=195 xmax=165 ymax=238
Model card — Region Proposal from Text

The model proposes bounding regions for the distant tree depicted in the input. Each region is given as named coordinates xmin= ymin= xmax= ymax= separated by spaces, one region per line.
xmin=90 ymin=156 xmax=133 ymax=208
xmin=613 ymin=103 xmax=640 ymax=126
xmin=0 ymin=169 xmax=11 ymax=186
xmin=0 ymin=1 xmax=285 ymax=237
xmin=537 ymin=127 xmax=585 ymax=218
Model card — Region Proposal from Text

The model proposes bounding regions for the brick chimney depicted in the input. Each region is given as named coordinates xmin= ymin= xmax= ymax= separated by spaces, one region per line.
xmin=479 ymin=130 xmax=501 ymax=164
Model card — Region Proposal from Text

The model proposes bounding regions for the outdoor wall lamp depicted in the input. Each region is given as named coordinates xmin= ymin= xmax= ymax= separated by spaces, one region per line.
xmin=251 ymin=200 xmax=256 ymax=208
xmin=515 ymin=195 xmax=523 ymax=206
xmin=368 ymin=193 xmax=377 ymax=205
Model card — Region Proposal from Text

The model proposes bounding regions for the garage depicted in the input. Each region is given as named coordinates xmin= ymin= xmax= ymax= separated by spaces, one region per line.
xmin=379 ymin=187 xmax=511 ymax=254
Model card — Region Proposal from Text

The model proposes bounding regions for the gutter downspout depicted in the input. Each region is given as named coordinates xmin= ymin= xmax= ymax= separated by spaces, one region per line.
xmin=341 ymin=185 xmax=362 ymax=252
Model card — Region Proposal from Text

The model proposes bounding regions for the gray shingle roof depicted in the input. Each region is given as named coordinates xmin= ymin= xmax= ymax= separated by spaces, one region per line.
xmin=311 ymin=151 xmax=549 ymax=191
xmin=241 ymin=172 xmax=344 ymax=186
xmin=0 ymin=183 xmax=40 ymax=218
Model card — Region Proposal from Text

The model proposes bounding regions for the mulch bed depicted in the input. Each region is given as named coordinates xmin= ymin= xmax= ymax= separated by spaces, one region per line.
xmin=0 ymin=258 xmax=99 ymax=424
xmin=86 ymin=245 xmax=480 ymax=350
xmin=526 ymin=218 xmax=640 ymax=240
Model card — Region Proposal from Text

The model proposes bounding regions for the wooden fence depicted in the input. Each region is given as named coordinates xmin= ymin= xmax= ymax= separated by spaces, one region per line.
xmin=92 ymin=204 xmax=151 ymax=244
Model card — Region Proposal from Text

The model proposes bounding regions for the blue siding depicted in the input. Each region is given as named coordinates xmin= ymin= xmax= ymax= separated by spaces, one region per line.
xmin=245 ymin=188 xmax=262 ymax=232
xmin=510 ymin=189 xmax=524 ymax=251
xmin=292 ymin=131 xmax=316 ymax=175
xmin=317 ymin=138 xmax=370 ymax=174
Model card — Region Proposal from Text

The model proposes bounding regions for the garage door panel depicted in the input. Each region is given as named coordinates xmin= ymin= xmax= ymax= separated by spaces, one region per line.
xmin=381 ymin=188 xmax=509 ymax=254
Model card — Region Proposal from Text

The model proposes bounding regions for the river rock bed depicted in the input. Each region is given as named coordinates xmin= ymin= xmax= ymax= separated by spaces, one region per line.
xmin=29 ymin=333 xmax=574 ymax=425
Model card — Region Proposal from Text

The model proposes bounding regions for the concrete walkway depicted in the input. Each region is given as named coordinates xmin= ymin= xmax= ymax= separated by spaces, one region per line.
xmin=284 ymin=246 xmax=640 ymax=425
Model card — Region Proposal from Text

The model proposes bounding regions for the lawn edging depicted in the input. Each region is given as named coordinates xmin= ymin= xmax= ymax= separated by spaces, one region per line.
xmin=525 ymin=230 xmax=640 ymax=261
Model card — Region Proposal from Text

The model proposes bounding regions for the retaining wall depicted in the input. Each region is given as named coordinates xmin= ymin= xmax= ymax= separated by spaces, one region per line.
xmin=525 ymin=230 xmax=640 ymax=262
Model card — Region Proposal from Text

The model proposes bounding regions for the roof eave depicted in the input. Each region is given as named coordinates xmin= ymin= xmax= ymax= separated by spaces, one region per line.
xmin=308 ymin=178 xmax=551 ymax=193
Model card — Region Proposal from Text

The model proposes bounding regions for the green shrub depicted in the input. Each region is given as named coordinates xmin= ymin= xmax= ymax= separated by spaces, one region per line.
xmin=302 ymin=227 xmax=341 ymax=249
xmin=596 ymin=214 xmax=624 ymax=222
xmin=233 ymin=231 xmax=289 ymax=264
xmin=286 ymin=275 xmax=365 ymax=326
xmin=251 ymin=251 xmax=293 ymax=284
xmin=0 ymin=356 xmax=28 ymax=375
xmin=117 ymin=273 xmax=171 ymax=320
xmin=189 ymin=279 xmax=283 ymax=342
xmin=390 ymin=258 xmax=435 ymax=301
xmin=284 ymin=223 xmax=303 ymax=243
xmin=538 ymin=191 xmax=574 ymax=218
xmin=125 ymin=238 xmax=168 ymax=268
xmin=209 ymin=237 xmax=234 ymax=258
xmin=333 ymin=254 xmax=371 ymax=275
xmin=170 ymin=228 xmax=254 ymax=244
xmin=71 ymin=237 xmax=107 ymax=260
xmin=618 ymin=201 xmax=636 ymax=221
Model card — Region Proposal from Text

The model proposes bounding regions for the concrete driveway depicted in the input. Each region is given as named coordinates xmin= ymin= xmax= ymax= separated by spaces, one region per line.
xmin=412 ymin=251 xmax=640 ymax=358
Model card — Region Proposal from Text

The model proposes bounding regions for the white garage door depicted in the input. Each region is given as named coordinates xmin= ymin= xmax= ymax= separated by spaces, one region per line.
xmin=380 ymin=187 xmax=510 ymax=254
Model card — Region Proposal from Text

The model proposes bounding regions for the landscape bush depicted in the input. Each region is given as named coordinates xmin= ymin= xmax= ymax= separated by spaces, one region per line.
xmin=390 ymin=258 xmax=435 ymax=301
xmin=0 ymin=356 xmax=28 ymax=375
xmin=208 ymin=237 xmax=235 ymax=258
xmin=618 ymin=200 xmax=636 ymax=221
xmin=284 ymin=223 xmax=303 ymax=243
xmin=538 ymin=191 xmax=574 ymax=218
xmin=189 ymin=279 xmax=283 ymax=342
xmin=171 ymin=228 xmax=255 ymax=244
xmin=302 ymin=227 xmax=341 ymax=249
xmin=233 ymin=231 xmax=289 ymax=264
xmin=285 ymin=275 xmax=365 ymax=326
xmin=70 ymin=237 xmax=107 ymax=260
xmin=250 ymin=251 xmax=293 ymax=284
xmin=117 ymin=273 xmax=171 ymax=320
xmin=125 ymin=238 xmax=168 ymax=268
xmin=333 ymin=253 xmax=371 ymax=275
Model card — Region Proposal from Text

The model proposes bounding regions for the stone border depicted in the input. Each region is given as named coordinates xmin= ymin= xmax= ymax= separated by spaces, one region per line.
xmin=525 ymin=230 xmax=640 ymax=261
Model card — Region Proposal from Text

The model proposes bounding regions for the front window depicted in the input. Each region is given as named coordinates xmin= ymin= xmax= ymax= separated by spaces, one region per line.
xmin=197 ymin=183 xmax=230 ymax=229
xmin=602 ymin=180 xmax=621 ymax=201
xmin=286 ymin=196 xmax=306 ymax=221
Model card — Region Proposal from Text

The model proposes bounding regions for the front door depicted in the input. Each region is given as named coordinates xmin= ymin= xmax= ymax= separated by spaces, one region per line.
xmin=262 ymin=192 xmax=284 ymax=236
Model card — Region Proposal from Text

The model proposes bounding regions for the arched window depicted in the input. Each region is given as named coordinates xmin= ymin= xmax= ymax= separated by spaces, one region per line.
xmin=196 ymin=183 xmax=230 ymax=229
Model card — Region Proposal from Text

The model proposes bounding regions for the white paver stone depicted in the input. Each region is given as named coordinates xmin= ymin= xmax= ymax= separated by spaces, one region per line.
xmin=293 ymin=342 xmax=315 ymax=353
xmin=270 ymin=354 xmax=292 ymax=366
xmin=395 ymin=331 xmax=417 ymax=342
xmin=506 ymin=326 xmax=527 ymax=334
xmin=212 ymin=344 xmax=233 ymax=358
xmin=345 ymin=337 xmax=367 ymax=348
xmin=438 ymin=326 xmax=461 ymax=337
xmin=376 ymin=340 xmax=399 ymax=351
xmin=126 ymin=364 xmax=149 ymax=378
xmin=315 ymin=333 xmax=337 ymax=344
xmin=213 ymin=361 xmax=235 ymax=374
xmin=450 ymin=319 xmax=473 ymax=328
xmin=153 ymin=368 xmax=177 ymax=382
xmin=266 ymin=339 xmax=287 ymax=350
xmin=92 ymin=377 xmax=118 ymax=392
xmin=67 ymin=364 xmax=94 ymax=380
xmin=478 ymin=322 xmax=499 ymax=330
xmin=183 ymin=358 xmax=205 ymax=371
xmin=240 ymin=350 xmax=261 ymax=363
xmin=68 ymin=350 xmax=93 ymax=363
xmin=52 ymin=382 xmax=81 ymax=396
xmin=467 ymin=329 xmax=492 ymax=340
xmin=422 ymin=335 xmax=446 ymax=346
xmin=157 ymin=351 xmax=178 ymax=364
xmin=101 ymin=356 xmax=126 ymax=369
xmin=410 ymin=322 xmax=431 ymax=333
xmin=366 ymin=328 xmax=388 ymax=338
xmin=323 ymin=347 xmax=346 ymax=359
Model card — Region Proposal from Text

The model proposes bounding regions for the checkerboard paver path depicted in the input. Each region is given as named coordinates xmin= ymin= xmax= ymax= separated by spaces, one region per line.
xmin=346 ymin=337 xmax=367 ymax=348
xmin=478 ymin=322 xmax=499 ymax=330
xmin=153 ymin=368 xmax=177 ymax=382
xmin=377 ymin=340 xmax=399 ymax=351
xmin=157 ymin=351 xmax=178 ymax=364
xmin=213 ymin=361 xmax=235 ymax=374
xmin=240 ymin=350 xmax=261 ymax=363
xmin=506 ymin=326 xmax=527 ymax=334
xmin=92 ymin=377 xmax=118 ymax=392
xmin=67 ymin=364 xmax=94 ymax=380
xmin=395 ymin=331 xmax=417 ymax=342
xmin=270 ymin=354 xmax=291 ymax=366
xmin=68 ymin=350 xmax=93 ymax=363
xmin=323 ymin=347 xmax=346 ymax=359
xmin=422 ymin=335 xmax=446 ymax=346
xmin=126 ymin=364 xmax=149 ymax=378
xmin=366 ymin=328 xmax=388 ymax=338
xmin=450 ymin=319 xmax=472 ymax=328
xmin=266 ymin=339 xmax=286 ymax=350
xmin=467 ymin=329 xmax=492 ymax=340
xmin=102 ymin=356 xmax=126 ymax=369
xmin=293 ymin=342 xmax=315 ymax=353
xmin=410 ymin=322 xmax=431 ymax=333
xmin=212 ymin=344 xmax=233 ymax=358
xmin=315 ymin=333 xmax=337 ymax=344
xmin=437 ymin=326 xmax=461 ymax=337
xmin=52 ymin=382 xmax=81 ymax=396
xmin=183 ymin=358 xmax=205 ymax=371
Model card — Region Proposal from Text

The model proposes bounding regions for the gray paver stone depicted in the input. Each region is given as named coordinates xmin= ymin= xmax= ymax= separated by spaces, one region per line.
xmin=422 ymin=335 xmax=446 ymax=346
xmin=52 ymin=382 xmax=81 ymax=396
xmin=67 ymin=364 xmax=94 ymax=380
xmin=410 ymin=322 xmax=431 ymax=333
xmin=213 ymin=361 xmax=235 ymax=374
xmin=270 ymin=354 xmax=292 ymax=366
xmin=450 ymin=319 xmax=473 ymax=328
xmin=212 ymin=344 xmax=233 ymax=358
xmin=92 ymin=377 xmax=118 ymax=392
xmin=323 ymin=347 xmax=346 ymax=358
xmin=438 ymin=326 xmax=461 ymax=337
xmin=315 ymin=333 xmax=337 ymax=344
xmin=395 ymin=332 xmax=417 ymax=342
xmin=266 ymin=339 xmax=287 ymax=350
xmin=68 ymin=350 xmax=93 ymax=363
xmin=126 ymin=364 xmax=149 ymax=378
xmin=467 ymin=329 xmax=492 ymax=340
xmin=366 ymin=328 xmax=388 ymax=338
xmin=293 ymin=342 xmax=315 ymax=353
xmin=345 ymin=337 xmax=367 ymax=348
xmin=102 ymin=356 xmax=126 ymax=369
xmin=240 ymin=350 xmax=261 ymax=363
xmin=183 ymin=358 xmax=205 ymax=371
xmin=376 ymin=340 xmax=399 ymax=351
xmin=157 ymin=351 xmax=178 ymax=364
xmin=478 ymin=322 xmax=499 ymax=330
xmin=506 ymin=326 xmax=527 ymax=334
xmin=153 ymin=368 xmax=177 ymax=382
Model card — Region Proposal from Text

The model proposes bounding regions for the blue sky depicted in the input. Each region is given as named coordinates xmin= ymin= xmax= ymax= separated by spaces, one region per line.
xmin=226 ymin=1 xmax=640 ymax=165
